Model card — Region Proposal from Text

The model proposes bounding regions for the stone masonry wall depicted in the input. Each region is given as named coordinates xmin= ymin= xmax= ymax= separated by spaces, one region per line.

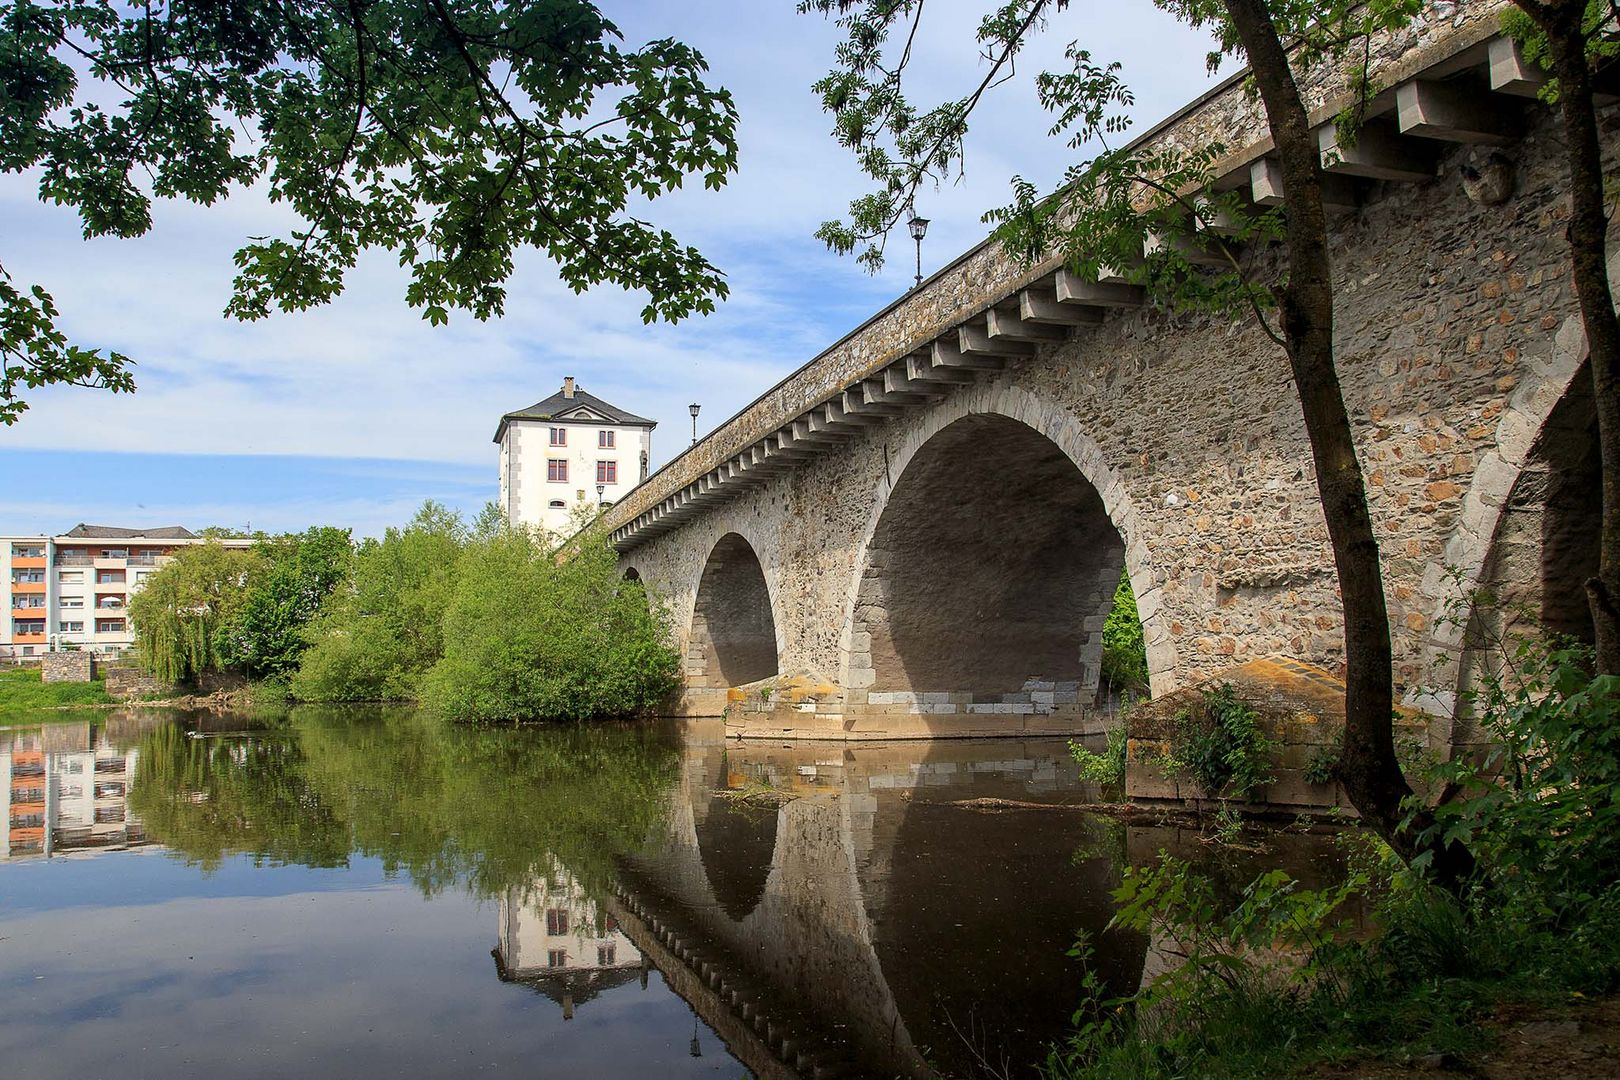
xmin=623 ymin=103 xmax=1605 ymax=742
xmin=602 ymin=2 xmax=1510 ymax=534
xmin=40 ymin=652 xmax=95 ymax=683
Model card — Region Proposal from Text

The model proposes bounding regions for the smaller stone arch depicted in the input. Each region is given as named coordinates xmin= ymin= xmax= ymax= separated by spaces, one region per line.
xmin=622 ymin=566 xmax=642 ymax=583
xmin=688 ymin=533 xmax=780 ymax=688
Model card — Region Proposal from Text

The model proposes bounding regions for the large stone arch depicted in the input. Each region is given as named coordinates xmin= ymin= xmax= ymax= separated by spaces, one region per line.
xmin=1414 ymin=296 xmax=1602 ymax=753
xmin=688 ymin=532 xmax=781 ymax=688
xmin=837 ymin=385 xmax=1172 ymax=718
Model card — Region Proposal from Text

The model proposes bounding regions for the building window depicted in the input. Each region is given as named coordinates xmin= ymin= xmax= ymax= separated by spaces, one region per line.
xmin=549 ymin=427 xmax=567 ymax=446
xmin=96 ymin=570 xmax=124 ymax=584
xmin=12 ymin=620 xmax=45 ymax=636
xmin=59 ymin=570 xmax=83 ymax=584
xmin=545 ymin=908 xmax=569 ymax=935
xmin=547 ymin=459 xmax=568 ymax=483
xmin=13 ymin=570 xmax=44 ymax=584
xmin=11 ymin=545 xmax=43 ymax=558
xmin=59 ymin=596 xmax=83 ymax=609
xmin=599 ymin=430 xmax=615 ymax=449
xmin=95 ymin=619 xmax=125 ymax=634
xmin=596 ymin=461 xmax=617 ymax=484
xmin=597 ymin=945 xmax=616 ymax=966
xmin=58 ymin=621 xmax=84 ymax=634
xmin=547 ymin=950 xmax=568 ymax=969
xmin=548 ymin=499 xmax=566 ymax=509
xmin=101 ymin=548 xmax=128 ymax=559
xmin=14 ymin=596 xmax=45 ymax=609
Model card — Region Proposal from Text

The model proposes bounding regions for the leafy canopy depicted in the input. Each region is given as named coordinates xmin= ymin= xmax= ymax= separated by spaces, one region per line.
xmin=1 ymin=0 xmax=740 ymax=422
xmin=803 ymin=0 xmax=1421 ymax=335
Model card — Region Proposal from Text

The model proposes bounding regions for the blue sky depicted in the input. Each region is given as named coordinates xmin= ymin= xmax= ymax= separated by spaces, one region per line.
xmin=0 ymin=1 xmax=1229 ymax=537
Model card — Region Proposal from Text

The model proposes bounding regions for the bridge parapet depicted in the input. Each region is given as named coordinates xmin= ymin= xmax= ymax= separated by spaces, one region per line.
xmin=605 ymin=2 xmax=1511 ymax=552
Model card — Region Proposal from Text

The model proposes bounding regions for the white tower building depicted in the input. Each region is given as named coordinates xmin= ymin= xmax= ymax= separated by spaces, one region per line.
xmin=495 ymin=377 xmax=656 ymax=536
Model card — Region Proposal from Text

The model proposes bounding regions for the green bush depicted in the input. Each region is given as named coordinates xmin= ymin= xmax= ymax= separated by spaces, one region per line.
xmin=291 ymin=503 xmax=466 ymax=702
xmin=1100 ymin=572 xmax=1149 ymax=695
xmin=1157 ymin=683 xmax=1276 ymax=800
xmin=420 ymin=523 xmax=680 ymax=722
xmin=1070 ymin=726 xmax=1128 ymax=785
xmin=215 ymin=526 xmax=352 ymax=679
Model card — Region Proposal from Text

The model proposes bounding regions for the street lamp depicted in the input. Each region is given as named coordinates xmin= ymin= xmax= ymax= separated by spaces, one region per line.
xmin=595 ymin=482 xmax=606 ymax=508
xmin=688 ymin=402 xmax=701 ymax=445
xmin=908 ymin=210 xmax=930 ymax=289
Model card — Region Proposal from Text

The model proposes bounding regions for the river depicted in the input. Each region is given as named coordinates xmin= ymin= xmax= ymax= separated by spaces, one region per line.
xmin=0 ymin=706 xmax=1347 ymax=1079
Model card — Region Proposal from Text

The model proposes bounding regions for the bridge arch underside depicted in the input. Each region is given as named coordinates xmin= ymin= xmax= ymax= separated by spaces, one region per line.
xmin=687 ymin=533 xmax=779 ymax=689
xmin=1457 ymin=364 xmax=1601 ymax=746
xmin=851 ymin=414 xmax=1125 ymax=724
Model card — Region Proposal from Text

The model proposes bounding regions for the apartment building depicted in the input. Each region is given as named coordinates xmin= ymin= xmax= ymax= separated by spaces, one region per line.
xmin=3 ymin=525 xmax=253 ymax=658
xmin=495 ymin=377 xmax=656 ymax=536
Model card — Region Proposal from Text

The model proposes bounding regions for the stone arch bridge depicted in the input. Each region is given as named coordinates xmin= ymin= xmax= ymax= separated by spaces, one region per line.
xmin=603 ymin=4 xmax=1608 ymax=754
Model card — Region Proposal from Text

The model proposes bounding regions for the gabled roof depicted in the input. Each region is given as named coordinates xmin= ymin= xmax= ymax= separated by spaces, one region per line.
xmin=493 ymin=385 xmax=656 ymax=443
xmin=60 ymin=524 xmax=197 ymax=540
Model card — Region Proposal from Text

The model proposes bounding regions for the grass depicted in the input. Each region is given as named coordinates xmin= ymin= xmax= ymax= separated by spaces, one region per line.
xmin=0 ymin=667 xmax=113 ymax=714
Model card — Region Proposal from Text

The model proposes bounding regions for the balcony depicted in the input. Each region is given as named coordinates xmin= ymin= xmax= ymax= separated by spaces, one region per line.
xmin=53 ymin=554 xmax=93 ymax=567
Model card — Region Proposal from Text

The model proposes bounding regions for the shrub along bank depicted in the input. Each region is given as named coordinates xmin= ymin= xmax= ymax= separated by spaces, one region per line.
xmin=285 ymin=503 xmax=680 ymax=721
xmin=1046 ymin=637 xmax=1620 ymax=1078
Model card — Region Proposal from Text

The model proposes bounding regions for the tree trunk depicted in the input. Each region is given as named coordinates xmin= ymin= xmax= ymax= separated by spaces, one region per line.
xmin=1220 ymin=0 xmax=1473 ymax=886
xmin=1525 ymin=0 xmax=1620 ymax=675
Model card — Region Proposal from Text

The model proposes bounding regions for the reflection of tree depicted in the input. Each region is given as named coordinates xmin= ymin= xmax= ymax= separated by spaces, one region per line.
xmin=130 ymin=723 xmax=349 ymax=870
xmin=129 ymin=706 xmax=680 ymax=899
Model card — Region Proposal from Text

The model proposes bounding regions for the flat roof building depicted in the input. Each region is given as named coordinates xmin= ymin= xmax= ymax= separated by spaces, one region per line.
xmin=3 ymin=526 xmax=253 ymax=658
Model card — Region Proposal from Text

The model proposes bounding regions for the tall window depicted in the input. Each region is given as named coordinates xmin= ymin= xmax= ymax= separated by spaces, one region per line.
xmin=597 ymin=945 xmax=616 ymax=966
xmin=96 ymin=619 xmax=125 ymax=633
xmin=545 ymin=908 xmax=569 ymax=935
xmin=547 ymin=459 xmax=568 ymax=482
xmin=596 ymin=461 xmax=617 ymax=484
xmin=547 ymin=950 xmax=568 ymax=969
xmin=549 ymin=427 xmax=567 ymax=446
xmin=599 ymin=430 xmax=615 ymax=449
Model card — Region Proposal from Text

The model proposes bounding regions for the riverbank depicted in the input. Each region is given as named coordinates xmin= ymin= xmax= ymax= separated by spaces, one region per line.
xmin=1327 ymin=994 xmax=1620 ymax=1078
xmin=0 ymin=667 xmax=111 ymax=714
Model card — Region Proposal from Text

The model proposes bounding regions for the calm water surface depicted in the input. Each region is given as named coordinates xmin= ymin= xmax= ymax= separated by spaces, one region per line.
xmin=0 ymin=707 xmax=1343 ymax=1079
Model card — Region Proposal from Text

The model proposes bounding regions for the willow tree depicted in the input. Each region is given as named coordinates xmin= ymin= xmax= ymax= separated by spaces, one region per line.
xmin=128 ymin=541 xmax=267 ymax=683
xmin=0 ymin=0 xmax=739 ymax=422
xmin=805 ymin=0 xmax=1474 ymax=880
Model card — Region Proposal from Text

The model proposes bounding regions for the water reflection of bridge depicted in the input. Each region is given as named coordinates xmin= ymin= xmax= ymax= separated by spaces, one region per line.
xmin=606 ymin=723 xmax=1133 ymax=1079
xmin=577 ymin=722 xmax=1345 ymax=1079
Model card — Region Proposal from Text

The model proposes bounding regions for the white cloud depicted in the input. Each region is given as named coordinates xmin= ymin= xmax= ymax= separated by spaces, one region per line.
xmin=1 ymin=2 xmax=1227 ymax=490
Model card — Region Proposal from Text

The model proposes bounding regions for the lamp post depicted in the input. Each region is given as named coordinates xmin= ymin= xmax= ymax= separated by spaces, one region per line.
xmin=688 ymin=402 xmax=701 ymax=445
xmin=595 ymin=482 xmax=606 ymax=508
xmin=907 ymin=210 xmax=930 ymax=289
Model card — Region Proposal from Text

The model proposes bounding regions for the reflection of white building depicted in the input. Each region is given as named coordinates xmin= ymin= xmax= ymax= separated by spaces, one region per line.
xmin=1 ymin=726 xmax=147 ymax=859
xmin=493 ymin=866 xmax=646 ymax=1018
